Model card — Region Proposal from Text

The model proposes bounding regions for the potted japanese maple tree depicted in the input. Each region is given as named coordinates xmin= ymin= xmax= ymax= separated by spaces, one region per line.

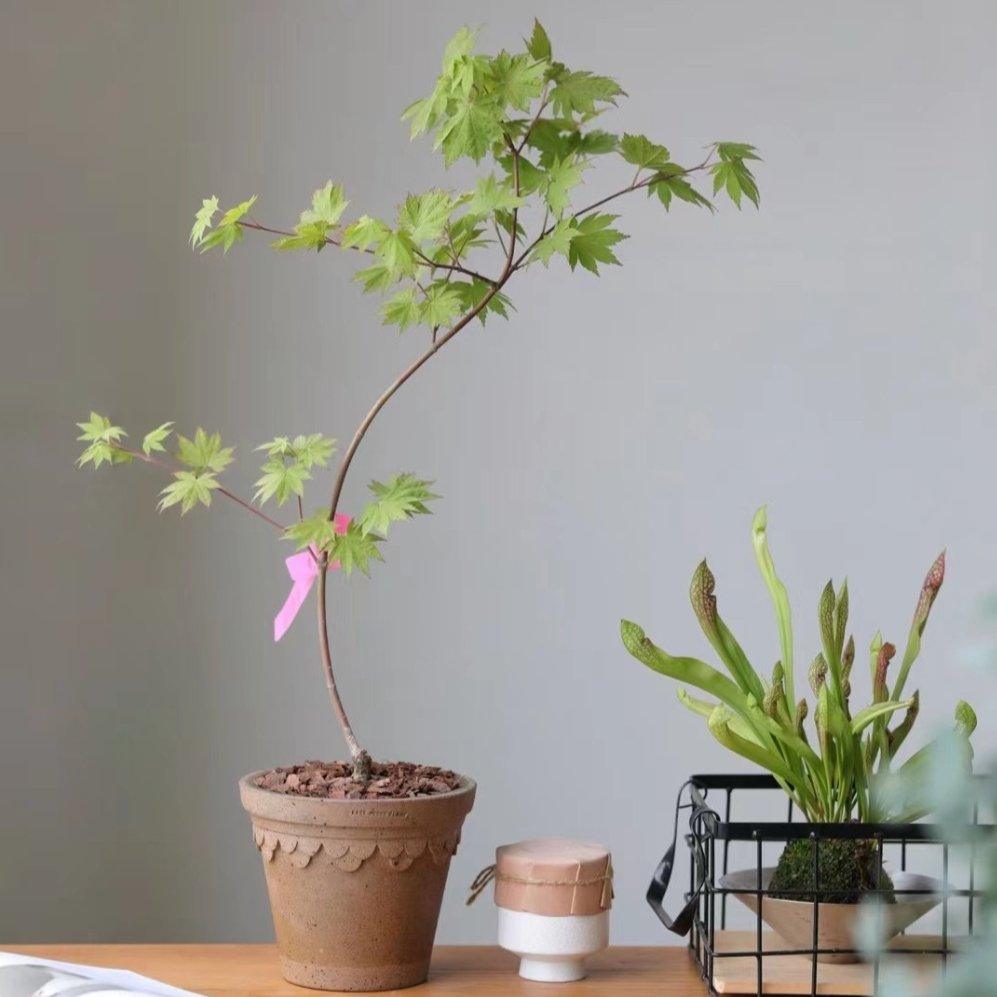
xmin=77 ymin=20 xmax=760 ymax=991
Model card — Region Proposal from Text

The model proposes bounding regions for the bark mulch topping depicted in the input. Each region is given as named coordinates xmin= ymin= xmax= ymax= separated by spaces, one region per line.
xmin=255 ymin=760 xmax=462 ymax=799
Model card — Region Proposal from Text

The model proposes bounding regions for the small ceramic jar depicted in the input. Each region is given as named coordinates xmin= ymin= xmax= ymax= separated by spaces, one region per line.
xmin=484 ymin=837 xmax=612 ymax=982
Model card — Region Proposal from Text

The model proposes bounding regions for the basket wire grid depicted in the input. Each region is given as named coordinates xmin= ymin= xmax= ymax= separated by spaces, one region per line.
xmin=647 ymin=774 xmax=988 ymax=997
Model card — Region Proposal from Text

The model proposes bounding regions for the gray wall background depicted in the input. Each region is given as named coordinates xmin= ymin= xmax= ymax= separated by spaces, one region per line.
xmin=3 ymin=0 xmax=997 ymax=946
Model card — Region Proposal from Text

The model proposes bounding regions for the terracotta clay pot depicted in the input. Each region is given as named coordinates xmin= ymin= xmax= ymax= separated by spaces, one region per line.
xmin=240 ymin=770 xmax=476 ymax=991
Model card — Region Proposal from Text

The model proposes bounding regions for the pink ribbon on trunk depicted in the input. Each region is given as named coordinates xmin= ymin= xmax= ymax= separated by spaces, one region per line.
xmin=274 ymin=513 xmax=351 ymax=642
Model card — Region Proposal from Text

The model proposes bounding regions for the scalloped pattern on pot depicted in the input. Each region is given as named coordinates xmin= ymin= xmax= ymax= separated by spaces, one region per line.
xmin=252 ymin=827 xmax=462 ymax=871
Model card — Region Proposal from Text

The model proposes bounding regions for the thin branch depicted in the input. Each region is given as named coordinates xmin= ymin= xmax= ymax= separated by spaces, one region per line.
xmin=115 ymin=446 xmax=287 ymax=533
xmin=412 ymin=247 xmax=496 ymax=286
xmin=492 ymin=218 xmax=508 ymax=257
xmin=507 ymin=149 xmax=521 ymax=257
xmin=241 ymin=219 xmax=296 ymax=239
xmin=515 ymin=85 xmax=551 ymax=155
xmin=241 ymin=219 xmax=496 ymax=285
xmin=445 ymin=229 xmax=462 ymax=266
xmin=511 ymin=154 xmax=716 ymax=272
xmin=215 ymin=484 xmax=286 ymax=533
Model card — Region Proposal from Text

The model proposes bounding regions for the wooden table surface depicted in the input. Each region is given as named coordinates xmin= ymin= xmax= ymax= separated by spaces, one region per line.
xmin=6 ymin=945 xmax=704 ymax=996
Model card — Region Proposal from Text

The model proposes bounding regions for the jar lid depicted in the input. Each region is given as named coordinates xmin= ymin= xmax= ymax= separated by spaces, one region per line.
xmin=492 ymin=837 xmax=612 ymax=916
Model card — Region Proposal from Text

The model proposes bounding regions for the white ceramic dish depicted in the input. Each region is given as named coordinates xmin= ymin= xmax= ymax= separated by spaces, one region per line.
xmin=720 ymin=867 xmax=942 ymax=963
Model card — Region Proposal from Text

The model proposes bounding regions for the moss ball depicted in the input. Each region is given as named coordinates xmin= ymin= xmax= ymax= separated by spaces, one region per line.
xmin=768 ymin=838 xmax=895 ymax=904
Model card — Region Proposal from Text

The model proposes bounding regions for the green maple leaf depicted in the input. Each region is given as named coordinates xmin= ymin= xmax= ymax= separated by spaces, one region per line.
xmin=376 ymin=229 xmax=417 ymax=277
xmin=716 ymin=142 xmax=761 ymax=162
xmin=158 ymin=471 xmax=219 ymax=514
xmin=256 ymin=436 xmax=292 ymax=458
xmin=464 ymin=174 xmax=524 ymax=218
xmin=198 ymin=225 xmax=241 ymax=253
xmin=354 ymin=262 xmax=397 ymax=293
xmin=254 ymin=459 xmax=310 ymax=507
xmin=451 ymin=278 xmax=513 ymax=324
xmin=358 ymin=473 xmax=440 ymax=536
xmin=446 ymin=215 xmax=491 ymax=257
xmin=711 ymin=158 xmax=760 ymax=208
xmin=567 ymin=213 xmax=627 ymax=274
xmin=397 ymin=190 xmax=454 ymax=244
xmin=550 ymin=71 xmax=625 ymax=118
xmin=190 ymin=196 xmax=218 ymax=248
xmin=573 ymin=130 xmax=618 ymax=156
xmin=76 ymin=412 xmax=129 ymax=468
xmin=648 ymin=167 xmax=714 ymax=211
xmin=252 ymin=434 xmax=335 ymax=504
xmin=273 ymin=183 xmax=348 ymax=251
xmin=290 ymin=434 xmax=336 ymax=468
xmin=435 ymin=97 xmax=505 ymax=166
xmin=542 ymin=157 xmax=585 ymax=216
xmin=78 ymin=441 xmax=132 ymax=468
xmin=530 ymin=219 xmax=578 ymax=266
xmin=528 ymin=121 xmax=617 ymax=166
xmin=284 ymin=512 xmax=341 ymax=554
xmin=506 ymin=154 xmax=545 ymax=195
xmin=619 ymin=133 xmax=670 ymax=170
xmin=401 ymin=74 xmax=451 ymax=139
xmin=420 ymin=283 xmax=464 ymax=328
xmin=198 ymin=196 xmax=257 ymax=254
xmin=300 ymin=181 xmax=349 ymax=226
xmin=526 ymin=119 xmax=576 ymax=166
xmin=217 ymin=197 xmax=257 ymax=228
xmin=272 ymin=222 xmax=329 ymax=252
xmin=341 ymin=215 xmax=390 ymax=251
xmin=525 ymin=19 xmax=552 ymax=62
xmin=77 ymin=412 xmax=125 ymax=445
xmin=330 ymin=523 xmax=385 ymax=577
xmin=175 ymin=428 xmax=234 ymax=474
xmin=488 ymin=51 xmax=546 ymax=111
xmin=381 ymin=288 xmax=422 ymax=331
xmin=442 ymin=26 xmax=477 ymax=74
xmin=142 ymin=422 xmax=174 ymax=456
xmin=256 ymin=435 xmax=335 ymax=465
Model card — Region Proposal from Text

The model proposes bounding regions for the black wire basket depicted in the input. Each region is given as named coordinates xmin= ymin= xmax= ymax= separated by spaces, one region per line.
xmin=647 ymin=774 xmax=989 ymax=996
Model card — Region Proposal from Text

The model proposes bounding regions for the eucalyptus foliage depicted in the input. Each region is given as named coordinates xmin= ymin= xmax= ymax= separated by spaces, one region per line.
xmin=862 ymin=740 xmax=996 ymax=995
xmin=78 ymin=22 xmax=759 ymax=772
xmin=621 ymin=508 xmax=977 ymax=822
xmin=860 ymin=600 xmax=997 ymax=993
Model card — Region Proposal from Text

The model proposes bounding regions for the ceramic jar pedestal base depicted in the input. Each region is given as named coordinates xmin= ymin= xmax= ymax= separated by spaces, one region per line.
xmin=498 ymin=908 xmax=610 ymax=982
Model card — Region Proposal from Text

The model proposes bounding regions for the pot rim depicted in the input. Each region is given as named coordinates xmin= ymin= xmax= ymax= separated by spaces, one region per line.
xmin=239 ymin=767 xmax=477 ymax=807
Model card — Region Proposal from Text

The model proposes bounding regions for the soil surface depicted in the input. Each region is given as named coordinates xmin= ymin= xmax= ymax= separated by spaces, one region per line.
xmin=255 ymin=760 xmax=462 ymax=799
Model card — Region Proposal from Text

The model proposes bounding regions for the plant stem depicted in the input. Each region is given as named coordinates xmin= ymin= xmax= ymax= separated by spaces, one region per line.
xmin=314 ymin=151 xmax=523 ymax=776
xmin=316 ymin=560 xmax=369 ymax=778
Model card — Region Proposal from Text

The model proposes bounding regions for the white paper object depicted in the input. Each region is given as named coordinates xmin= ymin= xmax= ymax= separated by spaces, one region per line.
xmin=0 ymin=953 xmax=202 ymax=997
